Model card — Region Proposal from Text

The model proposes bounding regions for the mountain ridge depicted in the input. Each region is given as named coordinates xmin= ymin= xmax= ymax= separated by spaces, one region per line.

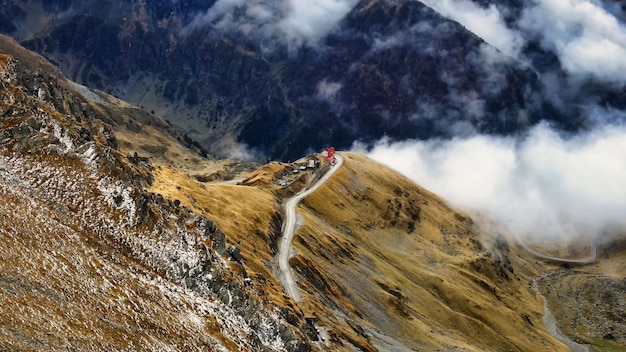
xmin=0 ymin=0 xmax=566 ymax=160
xmin=0 ymin=39 xmax=313 ymax=351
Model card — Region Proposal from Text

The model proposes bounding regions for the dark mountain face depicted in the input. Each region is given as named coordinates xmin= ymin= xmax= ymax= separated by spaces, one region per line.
xmin=0 ymin=0 xmax=613 ymax=160
xmin=276 ymin=0 xmax=544 ymax=146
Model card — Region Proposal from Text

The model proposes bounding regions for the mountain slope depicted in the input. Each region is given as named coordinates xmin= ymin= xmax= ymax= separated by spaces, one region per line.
xmin=534 ymin=234 xmax=626 ymax=350
xmin=289 ymin=152 xmax=568 ymax=351
xmin=3 ymin=33 xmax=625 ymax=352
xmin=0 ymin=0 xmax=557 ymax=160
xmin=0 ymin=38 xmax=313 ymax=351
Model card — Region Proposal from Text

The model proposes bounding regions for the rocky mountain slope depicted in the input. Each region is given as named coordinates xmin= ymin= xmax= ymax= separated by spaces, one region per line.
xmin=2 ymin=36 xmax=626 ymax=351
xmin=0 ymin=0 xmax=576 ymax=160
xmin=534 ymin=234 xmax=626 ymax=351
xmin=0 ymin=36 xmax=312 ymax=351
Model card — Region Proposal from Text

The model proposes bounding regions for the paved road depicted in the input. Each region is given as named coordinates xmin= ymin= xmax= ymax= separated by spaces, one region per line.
xmin=519 ymin=238 xmax=594 ymax=350
xmin=516 ymin=237 xmax=597 ymax=264
xmin=515 ymin=234 xmax=595 ymax=352
xmin=278 ymin=154 xmax=344 ymax=302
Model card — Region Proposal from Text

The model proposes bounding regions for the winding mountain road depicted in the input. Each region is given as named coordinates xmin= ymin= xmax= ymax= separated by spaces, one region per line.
xmin=279 ymin=154 xmax=344 ymax=302
xmin=516 ymin=237 xmax=597 ymax=264
xmin=519 ymin=237 xmax=594 ymax=350
xmin=532 ymin=280 xmax=589 ymax=352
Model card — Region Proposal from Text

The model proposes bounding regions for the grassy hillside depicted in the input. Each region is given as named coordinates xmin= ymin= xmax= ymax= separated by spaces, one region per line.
xmin=0 ymin=42 xmax=312 ymax=351
xmin=290 ymin=152 xmax=568 ymax=351
xmin=147 ymin=149 xmax=583 ymax=351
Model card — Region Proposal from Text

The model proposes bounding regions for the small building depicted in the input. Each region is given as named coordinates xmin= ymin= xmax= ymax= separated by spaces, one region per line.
xmin=324 ymin=147 xmax=336 ymax=164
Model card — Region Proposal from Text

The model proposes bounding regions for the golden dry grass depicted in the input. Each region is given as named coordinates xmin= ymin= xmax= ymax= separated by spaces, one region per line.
xmin=0 ymin=40 xmax=303 ymax=350
xmin=147 ymin=164 xmax=300 ymax=310
xmin=149 ymin=165 xmax=275 ymax=246
xmin=240 ymin=156 xmax=330 ymax=197
xmin=0 ymin=35 xmax=63 ymax=78
xmin=108 ymin=105 xmax=254 ymax=180
xmin=290 ymin=152 xmax=568 ymax=351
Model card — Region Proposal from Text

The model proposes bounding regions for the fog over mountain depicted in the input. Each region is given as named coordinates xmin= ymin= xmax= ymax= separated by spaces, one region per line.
xmin=362 ymin=120 xmax=626 ymax=242
xmin=418 ymin=0 xmax=525 ymax=57
xmin=183 ymin=0 xmax=626 ymax=148
xmin=182 ymin=0 xmax=359 ymax=49
xmin=519 ymin=0 xmax=626 ymax=82
xmin=362 ymin=0 xmax=626 ymax=242
xmin=1 ymin=0 xmax=625 ymax=241
xmin=187 ymin=0 xmax=626 ymax=83
xmin=0 ymin=0 xmax=572 ymax=160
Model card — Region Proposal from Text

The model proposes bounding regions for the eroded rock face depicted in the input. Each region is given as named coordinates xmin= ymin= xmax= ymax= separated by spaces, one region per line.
xmin=0 ymin=0 xmax=580 ymax=160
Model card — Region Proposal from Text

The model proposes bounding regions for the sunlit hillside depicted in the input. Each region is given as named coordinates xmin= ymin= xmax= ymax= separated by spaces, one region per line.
xmin=0 ymin=40 xmax=312 ymax=351
xmin=290 ymin=152 xmax=568 ymax=351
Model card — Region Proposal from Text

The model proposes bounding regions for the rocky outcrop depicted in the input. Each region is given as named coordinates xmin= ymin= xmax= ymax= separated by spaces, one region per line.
xmin=538 ymin=270 xmax=626 ymax=347
xmin=0 ymin=43 xmax=313 ymax=351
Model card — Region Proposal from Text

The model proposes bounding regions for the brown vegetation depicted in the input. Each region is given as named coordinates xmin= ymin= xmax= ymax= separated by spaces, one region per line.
xmin=290 ymin=152 xmax=568 ymax=351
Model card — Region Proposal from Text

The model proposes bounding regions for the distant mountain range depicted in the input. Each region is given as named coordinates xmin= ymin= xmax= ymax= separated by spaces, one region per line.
xmin=5 ymin=0 xmax=622 ymax=160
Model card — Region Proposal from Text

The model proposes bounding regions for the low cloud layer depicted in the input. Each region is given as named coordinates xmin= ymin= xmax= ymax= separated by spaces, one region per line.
xmin=419 ymin=0 xmax=626 ymax=84
xmin=360 ymin=122 xmax=626 ymax=242
xmin=278 ymin=0 xmax=355 ymax=44
xmin=183 ymin=0 xmax=357 ymax=48
xmin=520 ymin=0 xmax=626 ymax=83
xmin=188 ymin=0 xmax=626 ymax=86
xmin=418 ymin=0 xmax=525 ymax=57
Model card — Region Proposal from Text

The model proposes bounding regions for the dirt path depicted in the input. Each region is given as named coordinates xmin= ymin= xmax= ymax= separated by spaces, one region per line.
xmin=533 ymin=281 xmax=589 ymax=352
xmin=278 ymin=154 xmax=344 ymax=302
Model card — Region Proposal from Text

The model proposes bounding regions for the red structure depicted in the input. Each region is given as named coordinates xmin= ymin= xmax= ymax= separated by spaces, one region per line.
xmin=325 ymin=147 xmax=336 ymax=164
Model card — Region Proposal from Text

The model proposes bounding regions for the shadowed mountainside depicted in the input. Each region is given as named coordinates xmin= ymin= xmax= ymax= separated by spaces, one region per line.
xmin=0 ymin=0 xmax=572 ymax=160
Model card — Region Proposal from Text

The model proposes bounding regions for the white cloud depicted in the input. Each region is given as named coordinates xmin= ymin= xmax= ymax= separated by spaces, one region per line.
xmin=279 ymin=0 xmax=356 ymax=44
xmin=183 ymin=0 xmax=358 ymax=48
xmin=519 ymin=0 xmax=626 ymax=82
xmin=316 ymin=79 xmax=342 ymax=101
xmin=419 ymin=0 xmax=626 ymax=84
xmin=361 ymin=122 xmax=626 ymax=241
xmin=417 ymin=0 xmax=525 ymax=57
